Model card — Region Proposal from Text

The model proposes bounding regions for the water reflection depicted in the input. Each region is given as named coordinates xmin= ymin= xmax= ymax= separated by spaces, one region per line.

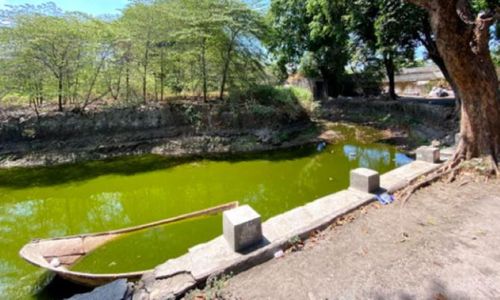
xmin=343 ymin=145 xmax=411 ymax=169
xmin=395 ymin=153 xmax=414 ymax=166
xmin=88 ymin=193 xmax=129 ymax=225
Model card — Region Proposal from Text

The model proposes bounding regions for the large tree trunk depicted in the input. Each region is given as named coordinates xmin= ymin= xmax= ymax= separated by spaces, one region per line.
xmin=383 ymin=52 xmax=397 ymax=100
xmin=408 ymin=0 xmax=500 ymax=165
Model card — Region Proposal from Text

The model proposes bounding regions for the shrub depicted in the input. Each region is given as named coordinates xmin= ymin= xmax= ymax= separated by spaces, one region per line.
xmin=1 ymin=93 xmax=28 ymax=105
xmin=250 ymin=104 xmax=275 ymax=118
xmin=288 ymin=86 xmax=318 ymax=115
xmin=289 ymin=86 xmax=313 ymax=103
xmin=229 ymin=85 xmax=315 ymax=121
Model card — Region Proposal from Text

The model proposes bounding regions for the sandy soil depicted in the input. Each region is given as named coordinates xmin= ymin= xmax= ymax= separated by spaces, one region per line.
xmin=222 ymin=177 xmax=500 ymax=300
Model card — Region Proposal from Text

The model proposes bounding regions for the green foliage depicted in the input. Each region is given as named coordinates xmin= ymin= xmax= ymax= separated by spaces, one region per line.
xmin=289 ymin=86 xmax=313 ymax=103
xmin=298 ymin=51 xmax=321 ymax=78
xmin=288 ymin=235 xmax=304 ymax=251
xmin=229 ymin=84 xmax=314 ymax=120
xmin=288 ymin=235 xmax=301 ymax=245
xmin=267 ymin=0 xmax=310 ymax=74
xmin=348 ymin=0 xmax=422 ymax=75
xmin=268 ymin=0 xmax=350 ymax=96
xmin=250 ymin=103 xmax=277 ymax=118
xmin=373 ymin=0 xmax=421 ymax=55
xmin=0 ymin=0 xmax=270 ymax=110
xmin=493 ymin=48 xmax=500 ymax=66
xmin=182 ymin=104 xmax=203 ymax=127
xmin=2 ymin=0 xmax=497 ymax=108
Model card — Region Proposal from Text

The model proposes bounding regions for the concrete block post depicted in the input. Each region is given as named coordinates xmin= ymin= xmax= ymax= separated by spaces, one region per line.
xmin=223 ymin=205 xmax=263 ymax=252
xmin=350 ymin=168 xmax=380 ymax=193
xmin=416 ymin=146 xmax=440 ymax=163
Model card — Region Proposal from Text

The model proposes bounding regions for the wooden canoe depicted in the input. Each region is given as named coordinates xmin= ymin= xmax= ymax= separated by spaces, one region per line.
xmin=19 ymin=201 xmax=239 ymax=287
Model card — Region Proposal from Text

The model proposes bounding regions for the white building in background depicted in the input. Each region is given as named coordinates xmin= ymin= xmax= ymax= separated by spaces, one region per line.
xmin=383 ymin=65 xmax=447 ymax=97
xmin=383 ymin=65 xmax=500 ymax=97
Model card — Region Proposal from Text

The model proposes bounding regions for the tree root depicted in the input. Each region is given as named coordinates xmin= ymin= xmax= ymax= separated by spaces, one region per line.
xmin=487 ymin=155 xmax=500 ymax=177
xmin=398 ymin=165 xmax=458 ymax=205
xmin=398 ymin=138 xmax=500 ymax=204
xmin=398 ymin=145 xmax=466 ymax=205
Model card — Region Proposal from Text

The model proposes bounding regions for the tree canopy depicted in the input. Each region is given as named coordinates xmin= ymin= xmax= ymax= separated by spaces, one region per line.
xmin=0 ymin=0 xmax=269 ymax=111
xmin=0 ymin=0 xmax=498 ymax=109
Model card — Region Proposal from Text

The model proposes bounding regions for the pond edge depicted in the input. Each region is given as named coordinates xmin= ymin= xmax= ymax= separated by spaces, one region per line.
xmin=130 ymin=158 xmax=443 ymax=299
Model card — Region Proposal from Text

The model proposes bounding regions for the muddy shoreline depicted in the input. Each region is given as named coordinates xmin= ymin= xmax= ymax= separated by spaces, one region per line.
xmin=0 ymin=98 xmax=457 ymax=168
xmin=0 ymin=125 xmax=321 ymax=168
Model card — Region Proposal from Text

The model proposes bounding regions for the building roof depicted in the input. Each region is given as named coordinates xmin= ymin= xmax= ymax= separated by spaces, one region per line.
xmin=385 ymin=65 xmax=500 ymax=84
xmin=387 ymin=66 xmax=444 ymax=83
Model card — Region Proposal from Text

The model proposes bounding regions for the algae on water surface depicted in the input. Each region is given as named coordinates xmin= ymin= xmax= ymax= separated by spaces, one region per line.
xmin=0 ymin=125 xmax=411 ymax=299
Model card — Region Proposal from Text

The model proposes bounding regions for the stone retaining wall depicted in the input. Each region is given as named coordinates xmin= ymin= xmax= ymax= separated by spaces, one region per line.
xmin=0 ymin=102 xmax=312 ymax=167
xmin=0 ymin=103 xmax=306 ymax=144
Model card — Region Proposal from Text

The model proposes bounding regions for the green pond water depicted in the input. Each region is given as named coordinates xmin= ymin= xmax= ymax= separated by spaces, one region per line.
xmin=0 ymin=125 xmax=413 ymax=299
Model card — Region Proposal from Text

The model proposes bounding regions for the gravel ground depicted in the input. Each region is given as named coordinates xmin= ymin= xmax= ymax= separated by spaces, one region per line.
xmin=222 ymin=177 xmax=500 ymax=300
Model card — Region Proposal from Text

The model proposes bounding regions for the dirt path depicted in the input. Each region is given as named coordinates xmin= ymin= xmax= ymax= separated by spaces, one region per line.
xmin=222 ymin=178 xmax=500 ymax=300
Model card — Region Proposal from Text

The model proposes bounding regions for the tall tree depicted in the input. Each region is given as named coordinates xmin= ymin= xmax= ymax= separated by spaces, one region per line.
xmin=1 ymin=0 xmax=269 ymax=108
xmin=11 ymin=14 xmax=91 ymax=111
xmin=349 ymin=0 xmax=422 ymax=100
xmin=121 ymin=1 xmax=156 ymax=104
xmin=268 ymin=0 xmax=311 ymax=80
xmin=407 ymin=0 xmax=500 ymax=172
xmin=307 ymin=0 xmax=350 ymax=96
xmin=217 ymin=1 xmax=268 ymax=99
xmin=269 ymin=0 xmax=350 ymax=97
xmin=375 ymin=0 xmax=419 ymax=99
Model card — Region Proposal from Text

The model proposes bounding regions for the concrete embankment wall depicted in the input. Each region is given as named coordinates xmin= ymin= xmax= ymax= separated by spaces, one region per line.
xmin=0 ymin=102 xmax=312 ymax=167
xmin=0 ymin=102 xmax=305 ymax=144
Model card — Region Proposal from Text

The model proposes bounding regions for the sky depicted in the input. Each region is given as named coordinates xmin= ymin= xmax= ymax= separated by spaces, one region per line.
xmin=0 ymin=0 xmax=128 ymax=16
xmin=0 ymin=0 xmax=428 ymax=60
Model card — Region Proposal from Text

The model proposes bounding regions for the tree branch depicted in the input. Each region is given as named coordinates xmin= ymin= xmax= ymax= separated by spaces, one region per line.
xmin=456 ymin=0 xmax=475 ymax=25
xmin=472 ymin=10 xmax=495 ymax=55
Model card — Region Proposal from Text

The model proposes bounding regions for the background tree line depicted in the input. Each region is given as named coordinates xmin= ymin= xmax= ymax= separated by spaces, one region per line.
xmin=0 ymin=0 xmax=498 ymax=111
xmin=0 ymin=0 xmax=269 ymax=112
xmin=268 ymin=0 xmax=499 ymax=99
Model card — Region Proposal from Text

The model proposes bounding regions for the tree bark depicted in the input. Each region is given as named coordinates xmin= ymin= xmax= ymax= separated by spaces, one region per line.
xmin=200 ymin=37 xmax=208 ymax=103
xmin=220 ymin=32 xmax=238 ymax=100
xmin=143 ymin=40 xmax=151 ymax=104
xmin=219 ymin=46 xmax=233 ymax=100
xmin=383 ymin=52 xmax=397 ymax=100
xmin=160 ymin=48 xmax=165 ymax=103
xmin=57 ymin=70 xmax=63 ymax=112
xmin=408 ymin=0 xmax=500 ymax=163
xmin=125 ymin=64 xmax=130 ymax=103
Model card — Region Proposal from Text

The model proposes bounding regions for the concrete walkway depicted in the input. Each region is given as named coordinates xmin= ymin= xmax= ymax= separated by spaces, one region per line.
xmin=223 ymin=178 xmax=500 ymax=299
xmin=134 ymin=162 xmax=438 ymax=299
